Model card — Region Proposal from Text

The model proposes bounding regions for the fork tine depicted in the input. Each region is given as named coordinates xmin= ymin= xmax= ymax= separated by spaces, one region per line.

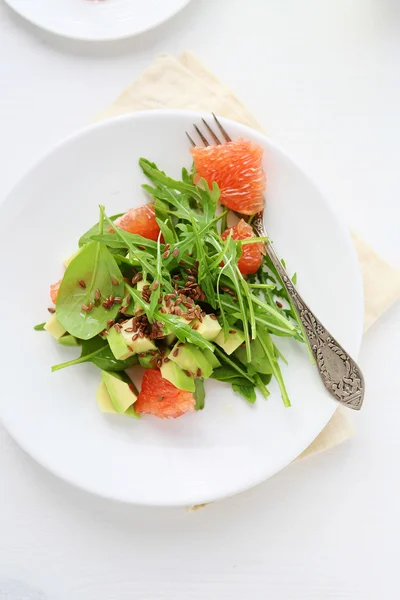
xmin=201 ymin=118 xmax=221 ymax=145
xmin=193 ymin=124 xmax=210 ymax=147
xmin=185 ymin=131 xmax=196 ymax=147
xmin=212 ymin=113 xmax=232 ymax=142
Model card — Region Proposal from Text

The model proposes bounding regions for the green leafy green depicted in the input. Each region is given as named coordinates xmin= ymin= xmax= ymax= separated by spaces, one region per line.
xmin=58 ymin=334 xmax=79 ymax=347
xmin=232 ymin=384 xmax=257 ymax=404
xmin=34 ymin=322 xmax=46 ymax=331
xmin=79 ymin=213 xmax=123 ymax=247
xmin=56 ymin=240 xmax=124 ymax=340
xmin=51 ymin=336 xmax=138 ymax=372
xmin=194 ymin=378 xmax=206 ymax=410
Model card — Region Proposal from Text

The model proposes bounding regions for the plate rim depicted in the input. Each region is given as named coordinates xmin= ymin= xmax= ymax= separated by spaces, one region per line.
xmin=0 ymin=110 xmax=364 ymax=505
xmin=4 ymin=0 xmax=192 ymax=42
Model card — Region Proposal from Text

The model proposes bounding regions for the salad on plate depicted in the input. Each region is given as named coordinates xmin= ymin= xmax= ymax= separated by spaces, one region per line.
xmin=36 ymin=138 xmax=306 ymax=419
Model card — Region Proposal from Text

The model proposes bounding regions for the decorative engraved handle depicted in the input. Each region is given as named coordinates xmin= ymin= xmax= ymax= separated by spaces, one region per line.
xmin=252 ymin=213 xmax=364 ymax=410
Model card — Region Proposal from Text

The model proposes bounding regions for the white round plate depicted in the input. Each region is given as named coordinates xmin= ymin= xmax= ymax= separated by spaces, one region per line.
xmin=4 ymin=0 xmax=191 ymax=41
xmin=0 ymin=111 xmax=363 ymax=506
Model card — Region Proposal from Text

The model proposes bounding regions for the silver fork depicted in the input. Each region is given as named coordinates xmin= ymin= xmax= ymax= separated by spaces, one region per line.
xmin=186 ymin=114 xmax=364 ymax=410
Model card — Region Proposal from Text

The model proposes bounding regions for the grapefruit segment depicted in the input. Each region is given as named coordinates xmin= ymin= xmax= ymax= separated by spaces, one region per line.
xmin=135 ymin=369 xmax=195 ymax=419
xmin=50 ymin=279 xmax=61 ymax=304
xmin=191 ymin=138 xmax=266 ymax=215
xmin=222 ymin=219 xmax=265 ymax=275
xmin=112 ymin=204 xmax=160 ymax=241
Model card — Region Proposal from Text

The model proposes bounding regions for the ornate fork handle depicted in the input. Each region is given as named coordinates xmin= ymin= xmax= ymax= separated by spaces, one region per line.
xmin=252 ymin=213 xmax=364 ymax=410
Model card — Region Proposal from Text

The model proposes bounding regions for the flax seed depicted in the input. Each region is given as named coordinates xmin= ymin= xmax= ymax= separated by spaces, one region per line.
xmin=229 ymin=330 xmax=237 ymax=334
xmin=111 ymin=277 xmax=119 ymax=286
xmin=276 ymin=301 xmax=283 ymax=308
xmin=107 ymin=319 xmax=115 ymax=328
xmin=47 ymin=307 xmax=56 ymax=314
xmin=209 ymin=314 xmax=217 ymax=320
xmin=81 ymin=304 xmax=90 ymax=312
xmin=78 ymin=280 xmax=86 ymax=289
xmin=151 ymin=280 xmax=159 ymax=291
xmin=162 ymin=250 xmax=170 ymax=259
xmin=173 ymin=349 xmax=179 ymax=357
xmin=173 ymin=247 xmax=179 ymax=258
xmin=197 ymin=369 xmax=202 ymax=377
xmin=95 ymin=288 xmax=101 ymax=300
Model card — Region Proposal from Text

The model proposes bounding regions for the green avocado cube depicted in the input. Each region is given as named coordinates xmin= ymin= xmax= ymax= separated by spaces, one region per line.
xmin=169 ymin=343 xmax=213 ymax=378
xmin=96 ymin=380 xmax=138 ymax=418
xmin=160 ymin=361 xmax=195 ymax=392
xmin=215 ymin=329 xmax=245 ymax=355
xmin=44 ymin=313 xmax=66 ymax=340
xmin=194 ymin=314 xmax=222 ymax=341
xmin=108 ymin=317 xmax=157 ymax=360
xmin=203 ymin=348 xmax=221 ymax=369
xmin=102 ymin=371 xmax=138 ymax=415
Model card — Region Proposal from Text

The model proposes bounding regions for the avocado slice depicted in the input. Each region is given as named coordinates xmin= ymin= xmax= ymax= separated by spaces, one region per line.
xmin=96 ymin=380 xmax=138 ymax=418
xmin=107 ymin=317 xmax=157 ymax=360
xmin=193 ymin=314 xmax=222 ymax=341
xmin=102 ymin=370 xmax=139 ymax=415
xmin=107 ymin=325 xmax=133 ymax=360
xmin=203 ymin=348 xmax=221 ymax=369
xmin=160 ymin=361 xmax=195 ymax=392
xmin=234 ymin=337 xmax=273 ymax=374
xmin=215 ymin=329 xmax=245 ymax=355
xmin=169 ymin=343 xmax=213 ymax=378
xmin=138 ymin=351 xmax=160 ymax=369
xmin=44 ymin=313 xmax=66 ymax=340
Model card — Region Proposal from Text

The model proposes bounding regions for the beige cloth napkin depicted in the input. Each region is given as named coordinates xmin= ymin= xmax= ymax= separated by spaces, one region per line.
xmin=94 ymin=53 xmax=400 ymax=459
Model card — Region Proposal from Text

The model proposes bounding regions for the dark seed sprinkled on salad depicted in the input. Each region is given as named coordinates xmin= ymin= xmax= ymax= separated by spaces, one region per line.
xmin=78 ymin=280 xmax=86 ymax=289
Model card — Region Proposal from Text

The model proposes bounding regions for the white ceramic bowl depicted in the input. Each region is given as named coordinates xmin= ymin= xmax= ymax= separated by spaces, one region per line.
xmin=0 ymin=110 xmax=363 ymax=506
xmin=4 ymin=0 xmax=191 ymax=41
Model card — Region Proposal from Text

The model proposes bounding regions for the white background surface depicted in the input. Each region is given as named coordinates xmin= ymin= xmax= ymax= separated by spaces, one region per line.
xmin=0 ymin=0 xmax=399 ymax=598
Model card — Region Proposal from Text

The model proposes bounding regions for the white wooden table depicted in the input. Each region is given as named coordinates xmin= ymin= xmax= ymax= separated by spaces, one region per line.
xmin=0 ymin=1 xmax=399 ymax=598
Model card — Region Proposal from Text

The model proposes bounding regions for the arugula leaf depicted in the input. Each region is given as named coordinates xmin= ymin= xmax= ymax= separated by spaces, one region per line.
xmin=79 ymin=213 xmax=123 ymax=247
xmin=91 ymin=233 xmax=157 ymax=252
xmin=156 ymin=218 xmax=175 ymax=246
xmin=257 ymin=327 xmax=291 ymax=407
xmin=34 ymin=322 xmax=46 ymax=331
xmin=56 ymin=240 xmax=124 ymax=340
xmin=103 ymin=212 xmax=173 ymax=292
xmin=194 ymin=378 xmax=206 ymax=410
xmin=148 ymin=233 xmax=162 ymax=320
